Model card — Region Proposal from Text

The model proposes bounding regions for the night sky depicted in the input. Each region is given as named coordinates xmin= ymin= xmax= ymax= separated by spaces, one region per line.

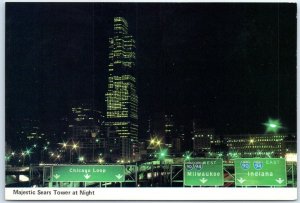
xmin=6 ymin=3 xmax=296 ymax=138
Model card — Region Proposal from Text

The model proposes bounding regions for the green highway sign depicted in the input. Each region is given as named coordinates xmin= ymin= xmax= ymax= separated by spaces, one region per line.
xmin=184 ymin=158 xmax=224 ymax=186
xmin=235 ymin=158 xmax=287 ymax=186
xmin=51 ymin=165 xmax=125 ymax=182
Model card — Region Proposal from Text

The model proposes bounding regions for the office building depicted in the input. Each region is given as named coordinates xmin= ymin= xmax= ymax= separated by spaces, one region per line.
xmin=164 ymin=114 xmax=176 ymax=147
xmin=68 ymin=103 xmax=105 ymax=162
xmin=224 ymin=133 xmax=288 ymax=158
xmin=105 ymin=17 xmax=138 ymax=161
xmin=192 ymin=128 xmax=215 ymax=153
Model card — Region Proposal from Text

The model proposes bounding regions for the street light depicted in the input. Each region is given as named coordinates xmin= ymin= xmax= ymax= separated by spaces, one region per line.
xmin=25 ymin=149 xmax=31 ymax=155
xmin=158 ymin=149 xmax=168 ymax=160
xmin=149 ymin=137 xmax=163 ymax=147
xmin=263 ymin=118 xmax=282 ymax=133
xmin=72 ymin=144 xmax=78 ymax=149
xmin=25 ymin=148 xmax=32 ymax=163
xmin=78 ymin=156 xmax=84 ymax=163
xmin=249 ymin=139 xmax=254 ymax=144
xmin=55 ymin=154 xmax=61 ymax=163
xmin=5 ymin=155 xmax=10 ymax=162
xmin=183 ymin=151 xmax=192 ymax=161
xmin=60 ymin=142 xmax=68 ymax=162
xmin=98 ymin=158 xmax=104 ymax=164
xmin=71 ymin=142 xmax=80 ymax=163
xmin=21 ymin=151 xmax=26 ymax=166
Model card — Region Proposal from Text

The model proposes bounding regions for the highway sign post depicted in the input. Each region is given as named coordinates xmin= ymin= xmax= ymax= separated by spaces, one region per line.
xmin=184 ymin=158 xmax=223 ymax=186
xmin=51 ymin=165 xmax=125 ymax=182
xmin=235 ymin=158 xmax=287 ymax=186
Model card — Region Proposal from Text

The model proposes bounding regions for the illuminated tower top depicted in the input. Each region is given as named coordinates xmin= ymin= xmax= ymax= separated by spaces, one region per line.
xmin=113 ymin=17 xmax=128 ymax=35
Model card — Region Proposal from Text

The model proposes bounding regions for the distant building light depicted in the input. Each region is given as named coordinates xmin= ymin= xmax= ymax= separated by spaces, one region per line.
xmin=285 ymin=153 xmax=297 ymax=162
xmin=19 ymin=175 xmax=29 ymax=182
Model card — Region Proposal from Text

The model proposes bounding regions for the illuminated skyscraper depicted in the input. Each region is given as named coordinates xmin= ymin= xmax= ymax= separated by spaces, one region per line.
xmin=164 ymin=114 xmax=175 ymax=146
xmin=105 ymin=17 xmax=138 ymax=161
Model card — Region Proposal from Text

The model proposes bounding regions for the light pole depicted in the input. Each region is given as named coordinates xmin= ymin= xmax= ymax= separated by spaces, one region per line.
xmin=69 ymin=148 xmax=72 ymax=163
xmin=21 ymin=152 xmax=25 ymax=166
xmin=56 ymin=154 xmax=61 ymax=163
xmin=60 ymin=142 xmax=68 ymax=163
xmin=71 ymin=143 xmax=78 ymax=163
xmin=41 ymin=146 xmax=48 ymax=163
xmin=79 ymin=156 xmax=84 ymax=164
xmin=10 ymin=152 xmax=15 ymax=166
xmin=158 ymin=148 xmax=167 ymax=186
xmin=91 ymin=132 xmax=97 ymax=162
xmin=25 ymin=149 xmax=31 ymax=162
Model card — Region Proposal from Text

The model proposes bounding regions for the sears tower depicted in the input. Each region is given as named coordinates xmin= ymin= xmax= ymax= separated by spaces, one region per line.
xmin=105 ymin=17 xmax=138 ymax=161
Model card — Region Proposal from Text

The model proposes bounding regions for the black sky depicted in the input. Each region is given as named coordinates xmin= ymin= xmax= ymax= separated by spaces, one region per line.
xmin=6 ymin=3 xmax=296 ymax=138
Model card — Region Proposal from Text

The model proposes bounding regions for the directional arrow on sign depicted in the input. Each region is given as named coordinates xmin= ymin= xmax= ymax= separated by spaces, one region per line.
xmin=275 ymin=178 xmax=284 ymax=184
xmin=115 ymin=174 xmax=123 ymax=180
xmin=237 ymin=178 xmax=246 ymax=184
xmin=53 ymin=174 xmax=60 ymax=180
xmin=199 ymin=178 xmax=208 ymax=184
xmin=84 ymin=174 xmax=91 ymax=180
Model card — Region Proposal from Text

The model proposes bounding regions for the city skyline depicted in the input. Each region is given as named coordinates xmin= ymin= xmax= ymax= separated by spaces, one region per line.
xmin=6 ymin=3 xmax=296 ymax=142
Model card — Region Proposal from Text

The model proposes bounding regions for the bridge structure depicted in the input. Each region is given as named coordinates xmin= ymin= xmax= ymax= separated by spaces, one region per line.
xmin=5 ymin=161 xmax=297 ymax=188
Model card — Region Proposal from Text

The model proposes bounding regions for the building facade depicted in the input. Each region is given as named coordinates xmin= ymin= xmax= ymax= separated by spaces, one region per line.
xmin=105 ymin=17 xmax=138 ymax=161
xmin=164 ymin=114 xmax=176 ymax=147
xmin=224 ymin=133 xmax=288 ymax=158
xmin=192 ymin=128 xmax=215 ymax=153
xmin=68 ymin=103 xmax=105 ymax=162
